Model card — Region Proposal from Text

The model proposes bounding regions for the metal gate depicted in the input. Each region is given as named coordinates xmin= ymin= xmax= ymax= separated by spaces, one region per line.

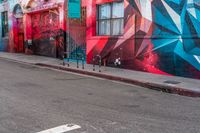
xmin=65 ymin=6 xmax=86 ymax=62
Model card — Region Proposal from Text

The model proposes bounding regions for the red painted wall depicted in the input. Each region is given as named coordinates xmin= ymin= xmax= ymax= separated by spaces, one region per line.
xmin=86 ymin=0 xmax=170 ymax=75
xmin=22 ymin=1 xmax=66 ymax=57
xmin=86 ymin=0 xmax=200 ymax=79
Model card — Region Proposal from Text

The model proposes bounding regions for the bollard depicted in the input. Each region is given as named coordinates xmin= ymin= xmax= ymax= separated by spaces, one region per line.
xmin=67 ymin=57 xmax=70 ymax=67
xmin=93 ymin=55 xmax=102 ymax=72
xmin=93 ymin=57 xmax=95 ymax=71
xmin=99 ymin=56 xmax=101 ymax=72
xmin=77 ymin=58 xmax=79 ymax=68
xmin=82 ymin=57 xmax=84 ymax=69
xmin=63 ymin=55 xmax=65 ymax=66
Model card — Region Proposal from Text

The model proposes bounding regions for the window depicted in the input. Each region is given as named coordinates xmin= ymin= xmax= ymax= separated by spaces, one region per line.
xmin=0 ymin=0 xmax=7 ymax=3
xmin=97 ymin=2 xmax=124 ymax=36
xmin=1 ymin=11 xmax=8 ymax=37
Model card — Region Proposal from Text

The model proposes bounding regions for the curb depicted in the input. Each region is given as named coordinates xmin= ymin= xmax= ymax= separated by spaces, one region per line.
xmin=36 ymin=63 xmax=200 ymax=98
xmin=1 ymin=56 xmax=199 ymax=98
xmin=0 ymin=56 xmax=35 ymax=65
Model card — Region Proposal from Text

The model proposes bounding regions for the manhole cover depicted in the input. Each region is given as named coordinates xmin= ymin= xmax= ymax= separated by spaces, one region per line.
xmin=163 ymin=80 xmax=181 ymax=84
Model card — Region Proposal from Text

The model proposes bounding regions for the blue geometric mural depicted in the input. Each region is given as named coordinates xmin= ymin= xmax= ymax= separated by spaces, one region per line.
xmin=127 ymin=0 xmax=200 ymax=78
xmin=151 ymin=0 xmax=200 ymax=78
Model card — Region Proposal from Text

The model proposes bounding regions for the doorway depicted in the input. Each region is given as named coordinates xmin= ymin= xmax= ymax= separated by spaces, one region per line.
xmin=17 ymin=33 xmax=24 ymax=52
xmin=13 ymin=4 xmax=24 ymax=53
xmin=16 ymin=18 xmax=24 ymax=52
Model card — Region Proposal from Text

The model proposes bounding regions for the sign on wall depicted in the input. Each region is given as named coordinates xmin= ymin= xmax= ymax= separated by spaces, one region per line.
xmin=68 ymin=0 xmax=81 ymax=18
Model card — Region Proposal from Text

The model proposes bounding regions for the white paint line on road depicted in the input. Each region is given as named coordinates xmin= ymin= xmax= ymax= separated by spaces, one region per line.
xmin=37 ymin=124 xmax=81 ymax=133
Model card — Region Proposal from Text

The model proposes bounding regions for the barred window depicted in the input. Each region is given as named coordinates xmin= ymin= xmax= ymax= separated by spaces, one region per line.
xmin=97 ymin=2 xmax=124 ymax=36
xmin=2 ymin=11 xmax=9 ymax=37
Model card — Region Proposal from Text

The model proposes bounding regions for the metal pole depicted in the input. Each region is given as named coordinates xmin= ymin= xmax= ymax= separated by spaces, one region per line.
xmin=99 ymin=56 xmax=101 ymax=72
xmin=93 ymin=57 xmax=95 ymax=71
xmin=67 ymin=54 xmax=70 ymax=67
xmin=77 ymin=55 xmax=79 ymax=68
xmin=63 ymin=55 xmax=65 ymax=66
xmin=67 ymin=1 xmax=70 ymax=60
xmin=82 ymin=55 xmax=84 ymax=69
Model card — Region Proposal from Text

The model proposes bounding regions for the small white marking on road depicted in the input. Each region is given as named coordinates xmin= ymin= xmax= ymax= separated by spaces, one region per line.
xmin=37 ymin=124 xmax=81 ymax=133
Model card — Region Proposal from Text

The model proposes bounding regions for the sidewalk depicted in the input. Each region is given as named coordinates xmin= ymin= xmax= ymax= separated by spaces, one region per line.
xmin=0 ymin=52 xmax=200 ymax=97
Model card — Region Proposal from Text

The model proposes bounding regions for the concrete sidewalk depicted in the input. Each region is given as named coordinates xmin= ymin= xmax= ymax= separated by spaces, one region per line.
xmin=0 ymin=52 xmax=200 ymax=97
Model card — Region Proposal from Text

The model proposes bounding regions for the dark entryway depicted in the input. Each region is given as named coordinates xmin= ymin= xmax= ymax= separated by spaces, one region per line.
xmin=17 ymin=33 xmax=24 ymax=52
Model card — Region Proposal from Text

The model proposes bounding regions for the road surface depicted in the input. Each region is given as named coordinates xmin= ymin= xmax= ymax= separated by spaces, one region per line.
xmin=0 ymin=59 xmax=199 ymax=133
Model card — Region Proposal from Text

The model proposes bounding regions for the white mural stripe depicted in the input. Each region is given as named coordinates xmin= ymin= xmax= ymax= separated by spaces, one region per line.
xmin=194 ymin=55 xmax=200 ymax=64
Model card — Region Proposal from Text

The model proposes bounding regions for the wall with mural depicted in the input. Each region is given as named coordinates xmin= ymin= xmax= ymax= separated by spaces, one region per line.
xmin=0 ymin=0 xmax=86 ymax=59
xmin=1 ymin=0 xmax=200 ymax=79
xmin=0 ymin=0 xmax=19 ymax=52
xmin=22 ymin=0 xmax=66 ymax=58
xmin=29 ymin=9 xmax=61 ymax=57
xmin=67 ymin=4 xmax=87 ymax=60
xmin=86 ymin=0 xmax=200 ymax=79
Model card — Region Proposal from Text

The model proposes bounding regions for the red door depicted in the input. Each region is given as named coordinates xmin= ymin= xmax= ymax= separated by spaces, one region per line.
xmin=16 ymin=18 xmax=24 ymax=53
xmin=18 ymin=33 xmax=24 ymax=52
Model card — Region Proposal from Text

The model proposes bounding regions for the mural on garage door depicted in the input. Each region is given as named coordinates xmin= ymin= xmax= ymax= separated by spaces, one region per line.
xmin=86 ymin=0 xmax=200 ymax=79
xmin=31 ymin=9 xmax=61 ymax=57
xmin=24 ymin=0 xmax=86 ymax=59
xmin=0 ymin=0 xmax=86 ymax=59
xmin=22 ymin=0 xmax=66 ymax=58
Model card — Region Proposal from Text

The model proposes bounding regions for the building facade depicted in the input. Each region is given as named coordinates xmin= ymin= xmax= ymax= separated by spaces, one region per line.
xmin=0 ymin=0 xmax=18 ymax=52
xmin=86 ymin=0 xmax=200 ymax=79
xmin=0 ymin=0 xmax=86 ymax=58
xmin=0 ymin=0 xmax=200 ymax=79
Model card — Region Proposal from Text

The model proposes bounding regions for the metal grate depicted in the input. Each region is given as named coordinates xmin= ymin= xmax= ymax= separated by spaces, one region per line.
xmin=163 ymin=80 xmax=181 ymax=85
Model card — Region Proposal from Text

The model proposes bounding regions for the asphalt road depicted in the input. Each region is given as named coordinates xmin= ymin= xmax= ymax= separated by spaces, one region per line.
xmin=0 ymin=59 xmax=200 ymax=133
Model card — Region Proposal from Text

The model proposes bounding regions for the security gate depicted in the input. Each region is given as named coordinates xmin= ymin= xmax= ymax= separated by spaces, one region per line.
xmin=65 ymin=6 xmax=86 ymax=61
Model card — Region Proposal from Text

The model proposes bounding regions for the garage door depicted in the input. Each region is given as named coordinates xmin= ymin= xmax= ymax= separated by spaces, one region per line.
xmin=31 ymin=9 xmax=60 ymax=57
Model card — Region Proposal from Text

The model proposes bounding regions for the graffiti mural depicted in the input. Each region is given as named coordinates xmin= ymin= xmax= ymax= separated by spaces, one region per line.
xmin=1 ymin=0 xmax=200 ymax=79
xmin=86 ymin=0 xmax=200 ymax=79
xmin=31 ymin=9 xmax=60 ymax=57
xmin=0 ymin=1 xmax=10 ymax=51
xmin=24 ymin=0 xmax=86 ymax=59
xmin=67 ymin=6 xmax=87 ymax=60
xmin=0 ymin=0 xmax=86 ymax=59
xmin=22 ymin=0 xmax=66 ymax=58
xmin=0 ymin=1 xmax=26 ymax=53
xmin=13 ymin=4 xmax=24 ymax=53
